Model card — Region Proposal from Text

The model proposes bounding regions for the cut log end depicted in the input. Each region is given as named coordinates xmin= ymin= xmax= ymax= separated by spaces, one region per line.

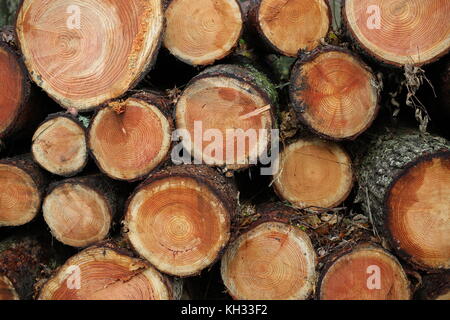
xmin=290 ymin=49 xmax=379 ymax=140
xmin=164 ymin=0 xmax=243 ymax=65
xmin=125 ymin=177 xmax=231 ymax=277
xmin=256 ymin=0 xmax=330 ymax=56
xmin=221 ymin=221 xmax=317 ymax=300
xmin=0 ymin=164 xmax=40 ymax=227
xmin=0 ymin=43 xmax=28 ymax=138
xmin=387 ymin=153 xmax=450 ymax=270
xmin=274 ymin=138 xmax=353 ymax=210
xmin=89 ymin=97 xmax=172 ymax=181
xmin=318 ymin=244 xmax=411 ymax=300
xmin=43 ymin=183 xmax=112 ymax=248
xmin=0 ymin=275 xmax=19 ymax=300
xmin=16 ymin=0 xmax=164 ymax=111
xmin=344 ymin=0 xmax=450 ymax=66
xmin=38 ymin=246 xmax=174 ymax=300
xmin=176 ymin=66 xmax=273 ymax=169
xmin=32 ymin=115 xmax=87 ymax=176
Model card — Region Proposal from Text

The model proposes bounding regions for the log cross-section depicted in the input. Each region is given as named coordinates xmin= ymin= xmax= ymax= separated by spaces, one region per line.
xmin=317 ymin=244 xmax=411 ymax=300
xmin=88 ymin=94 xmax=173 ymax=181
xmin=38 ymin=245 xmax=177 ymax=300
xmin=343 ymin=0 xmax=450 ymax=66
xmin=32 ymin=113 xmax=88 ymax=177
xmin=164 ymin=0 xmax=243 ymax=66
xmin=247 ymin=0 xmax=331 ymax=57
xmin=273 ymin=137 xmax=353 ymax=210
xmin=290 ymin=47 xmax=380 ymax=140
xmin=124 ymin=165 xmax=238 ymax=277
xmin=42 ymin=174 xmax=120 ymax=248
xmin=221 ymin=219 xmax=317 ymax=300
xmin=0 ymin=155 xmax=47 ymax=227
xmin=15 ymin=0 xmax=165 ymax=111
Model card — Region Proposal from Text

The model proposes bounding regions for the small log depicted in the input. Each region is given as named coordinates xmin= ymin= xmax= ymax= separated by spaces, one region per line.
xmin=38 ymin=244 xmax=179 ymax=300
xmin=0 ymin=42 xmax=41 ymax=139
xmin=415 ymin=272 xmax=450 ymax=300
xmin=124 ymin=165 xmax=238 ymax=277
xmin=42 ymin=174 xmax=121 ymax=248
xmin=175 ymin=64 xmax=277 ymax=170
xmin=221 ymin=204 xmax=317 ymax=300
xmin=0 ymin=154 xmax=48 ymax=227
xmin=247 ymin=0 xmax=331 ymax=57
xmin=88 ymin=92 xmax=173 ymax=181
xmin=15 ymin=0 xmax=165 ymax=111
xmin=289 ymin=46 xmax=380 ymax=140
xmin=273 ymin=137 xmax=353 ymax=210
xmin=317 ymin=243 xmax=411 ymax=300
xmin=164 ymin=0 xmax=243 ymax=66
xmin=32 ymin=113 xmax=88 ymax=177
xmin=355 ymin=128 xmax=450 ymax=271
xmin=343 ymin=0 xmax=450 ymax=67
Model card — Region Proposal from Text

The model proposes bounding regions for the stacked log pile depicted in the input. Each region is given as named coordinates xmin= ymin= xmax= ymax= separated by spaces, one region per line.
xmin=0 ymin=0 xmax=448 ymax=300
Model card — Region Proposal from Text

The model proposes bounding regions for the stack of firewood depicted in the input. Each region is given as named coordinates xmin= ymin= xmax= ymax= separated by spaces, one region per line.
xmin=0 ymin=0 xmax=448 ymax=300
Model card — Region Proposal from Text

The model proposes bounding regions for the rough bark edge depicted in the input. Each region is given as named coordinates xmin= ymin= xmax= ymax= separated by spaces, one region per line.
xmin=341 ymin=0 xmax=450 ymax=68
xmin=32 ymin=112 xmax=89 ymax=177
xmin=14 ymin=0 xmax=166 ymax=113
xmin=355 ymin=128 xmax=450 ymax=271
xmin=122 ymin=165 xmax=239 ymax=277
xmin=163 ymin=0 xmax=245 ymax=66
xmin=86 ymin=92 xmax=174 ymax=182
xmin=289 ymin=45 xmax=381 ymax=141
xmin=316 ymin=242 xmax=412 ymax=300
xmin=383 ymin=151 xmax=450 ymax=271
xmin=246 ymin=0 xmax=332 ymax=57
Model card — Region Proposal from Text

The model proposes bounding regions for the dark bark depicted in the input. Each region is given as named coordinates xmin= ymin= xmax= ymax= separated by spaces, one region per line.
xmin=415 ymin=271 xmax=450 ymax=300
xmin=354 ymin=127 xmax=450 ymax=270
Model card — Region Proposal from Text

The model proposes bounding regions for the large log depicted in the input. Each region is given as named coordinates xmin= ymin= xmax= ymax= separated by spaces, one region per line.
xmin=289 ymin=46 xmax=380 ymax=140
xmin=317 ymin=243 xmax=411 ymax=300
xmin=355 ymin=128 xmax=450 ymax=271
xmin=42 ymin=174 xmax=121 ymax=248
xmin=123 ymin=165 xmax=238 ymax=277
xmin=221 ymin=204 xmax=317 ymax=300
xmin=164 ymin=0 xmax=243 ymax=66
xmin=273 ymin=137 xmax=354 ymax=210
xmin=0 ymin=154 xmax=48 ymax=227
xmin=15 ymin=0 xmax=165 ymax=111
xmin=32 ymin=113 xmax=88 ymax=177
xmin=343 ymin=0 xmax=450 ymax=67
xmin=88 ymin=91 xmax=173 ymax=181
xmin=247 ymin=0 xmax=331 ymax=57
xmin=175 ymin=64 xmax=277 ymax=171
xmin=38 ymin=244 xmax=179 ymax=300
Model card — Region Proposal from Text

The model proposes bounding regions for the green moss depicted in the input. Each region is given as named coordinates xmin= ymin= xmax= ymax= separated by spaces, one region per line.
xmin=242 ymin=63 xmax=278 ymax=106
